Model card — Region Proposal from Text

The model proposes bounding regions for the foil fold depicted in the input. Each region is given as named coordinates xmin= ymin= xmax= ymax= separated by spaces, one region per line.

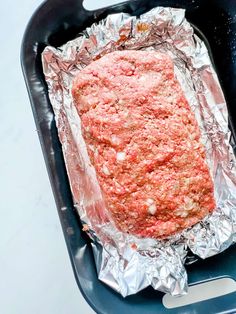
xmin=42 ymin=7 xmax=236 ymax=297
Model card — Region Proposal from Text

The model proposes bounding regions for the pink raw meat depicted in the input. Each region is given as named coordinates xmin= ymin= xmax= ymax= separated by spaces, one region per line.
xmin=72 ymin=50 xmax=215 ymax=238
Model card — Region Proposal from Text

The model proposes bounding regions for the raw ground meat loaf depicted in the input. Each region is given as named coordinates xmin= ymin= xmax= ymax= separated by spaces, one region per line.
xmin=72 ymin=50 xmax=215 ymax=238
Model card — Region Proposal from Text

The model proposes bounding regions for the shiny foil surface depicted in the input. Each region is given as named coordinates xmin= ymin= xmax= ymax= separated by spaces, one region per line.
xmin=42 ymin=7 xmax=236 ymax=296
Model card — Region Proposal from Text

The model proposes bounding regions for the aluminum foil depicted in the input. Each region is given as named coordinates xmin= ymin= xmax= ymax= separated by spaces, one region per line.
xmin=42 ymin=7 xmax=236 ymax=297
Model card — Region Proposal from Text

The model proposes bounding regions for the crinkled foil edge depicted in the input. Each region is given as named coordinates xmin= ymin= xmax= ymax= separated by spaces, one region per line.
xmin=42 ymin=7 xmax=236 ymax=296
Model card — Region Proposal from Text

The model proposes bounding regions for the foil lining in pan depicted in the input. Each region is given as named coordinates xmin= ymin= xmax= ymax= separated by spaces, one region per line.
xmin=42 ymin=7 xmax=236 ymax=296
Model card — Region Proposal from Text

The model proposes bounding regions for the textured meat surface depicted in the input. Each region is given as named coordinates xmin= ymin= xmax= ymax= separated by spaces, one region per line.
xmin=72 ymin=50 xmax=215 ymax=238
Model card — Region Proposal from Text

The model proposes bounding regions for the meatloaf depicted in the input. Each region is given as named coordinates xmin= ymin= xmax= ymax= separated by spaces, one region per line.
xmin=72 ymin=50 xmax=215 ymax=238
